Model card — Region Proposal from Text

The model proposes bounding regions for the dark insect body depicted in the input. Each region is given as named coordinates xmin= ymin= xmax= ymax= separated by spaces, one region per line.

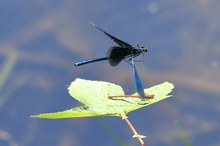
xmin=75 ymin=22 xmax=153 ymax=99
xmin=74 ymin=22 xmax=148 ymax=67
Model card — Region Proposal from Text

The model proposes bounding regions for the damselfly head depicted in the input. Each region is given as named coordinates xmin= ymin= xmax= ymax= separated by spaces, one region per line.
xmin=136 ymin=44 xmax=148 ymax=53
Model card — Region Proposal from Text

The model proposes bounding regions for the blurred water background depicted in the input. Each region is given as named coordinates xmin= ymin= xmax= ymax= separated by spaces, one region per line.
xmin=0 ymin=1 xmax=220 ymax=146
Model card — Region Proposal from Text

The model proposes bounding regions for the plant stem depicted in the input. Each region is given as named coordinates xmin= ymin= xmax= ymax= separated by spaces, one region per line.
xmin=120 ymin=113 xmax=146 ymax=146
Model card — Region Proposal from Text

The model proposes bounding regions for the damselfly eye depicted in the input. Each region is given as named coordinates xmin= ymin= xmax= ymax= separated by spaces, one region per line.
xmin=140 ymin=45 xmax=148 ymax=52
xmin=143 ymin=48 xmax=148 ymax=52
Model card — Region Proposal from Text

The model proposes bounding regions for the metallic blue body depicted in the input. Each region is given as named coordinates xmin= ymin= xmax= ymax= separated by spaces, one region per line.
xmin=74 ymin=22 xmax=147 ymax=67
xmin=131 ymin=57 xmax=146 ymax=98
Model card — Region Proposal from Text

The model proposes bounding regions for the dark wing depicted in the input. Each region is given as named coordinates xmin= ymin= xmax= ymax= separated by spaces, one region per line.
xmin=89 ymin=22 xmax=133 ymax=48
xmin=107 ymin=46 xmax=132 ymax=66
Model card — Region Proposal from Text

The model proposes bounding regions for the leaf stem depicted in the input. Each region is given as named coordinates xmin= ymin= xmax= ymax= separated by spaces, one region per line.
xmin=120 ymin=113 xmax=146 ymax=146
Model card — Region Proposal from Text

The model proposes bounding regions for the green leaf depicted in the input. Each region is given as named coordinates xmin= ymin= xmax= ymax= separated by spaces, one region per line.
xmin=31 ymin=78 xmax=174 ymax=119
xmin=31 ymin=106 xmax=114 ymax=119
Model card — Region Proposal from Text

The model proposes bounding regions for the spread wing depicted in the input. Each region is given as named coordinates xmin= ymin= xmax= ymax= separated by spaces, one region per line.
xmin=89 ymin=21 xmax=133 ymax=48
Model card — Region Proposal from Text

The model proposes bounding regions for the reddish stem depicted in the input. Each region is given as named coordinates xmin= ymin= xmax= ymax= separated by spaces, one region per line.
xmin=120 ymin=113 xmax=146 ymax=146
